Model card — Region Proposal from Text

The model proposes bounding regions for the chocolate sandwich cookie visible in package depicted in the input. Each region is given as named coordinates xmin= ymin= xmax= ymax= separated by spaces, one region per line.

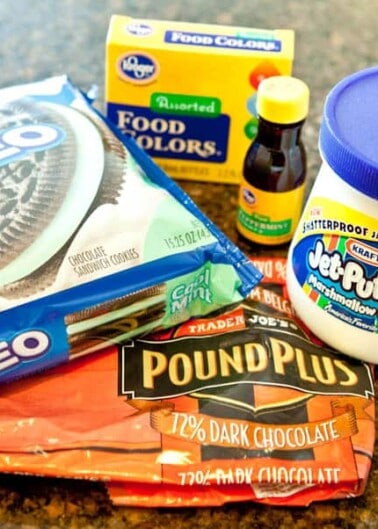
xmin=0 ymin=75 xmax=262 ymax=384
xmin=0 ymin=258 xmax=374 ymax=507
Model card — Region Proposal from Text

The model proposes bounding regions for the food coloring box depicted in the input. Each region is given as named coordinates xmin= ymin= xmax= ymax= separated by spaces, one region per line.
xmin=105 ymin=15 xmax=295 ymax=184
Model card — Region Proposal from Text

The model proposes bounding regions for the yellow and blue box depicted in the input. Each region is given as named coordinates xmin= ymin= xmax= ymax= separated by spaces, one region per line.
xmin=105 ymin=15 xmax=295 ymax=184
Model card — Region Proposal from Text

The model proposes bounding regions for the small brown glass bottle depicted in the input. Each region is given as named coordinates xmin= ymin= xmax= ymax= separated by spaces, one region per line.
xmin=237 ymin=76 xmax=310 ymax=245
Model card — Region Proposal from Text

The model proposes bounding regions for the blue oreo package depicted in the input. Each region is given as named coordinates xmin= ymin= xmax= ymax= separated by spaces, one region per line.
xmin=0 ymin=75 xmax=262 ymax=384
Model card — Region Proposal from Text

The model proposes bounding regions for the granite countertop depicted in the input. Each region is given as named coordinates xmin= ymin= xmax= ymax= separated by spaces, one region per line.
xmin=0 ymin=0 xmax=377 ymax=527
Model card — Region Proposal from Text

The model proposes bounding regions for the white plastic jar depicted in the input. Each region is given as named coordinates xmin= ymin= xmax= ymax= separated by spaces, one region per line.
xmin=287 ymin=66 xmax=378 ymax=363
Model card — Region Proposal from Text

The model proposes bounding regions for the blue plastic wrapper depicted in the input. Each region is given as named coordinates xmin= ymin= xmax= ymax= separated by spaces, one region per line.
xmin=0 ymin=75 xmax=262 ymax=384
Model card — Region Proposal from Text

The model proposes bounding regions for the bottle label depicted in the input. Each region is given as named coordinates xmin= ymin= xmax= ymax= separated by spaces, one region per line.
xmin=237 ymin=180 xmax=305 ymax=244
xmin=290 ymin=196 xmax=378 ymax=335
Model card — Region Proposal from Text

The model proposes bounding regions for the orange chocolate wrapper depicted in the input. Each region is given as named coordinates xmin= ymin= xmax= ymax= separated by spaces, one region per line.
xmin=0 ymin=258 xmax=375 ymax=507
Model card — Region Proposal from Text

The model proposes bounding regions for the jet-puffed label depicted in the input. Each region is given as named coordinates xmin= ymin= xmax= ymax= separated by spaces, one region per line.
xmin=291 ymin=197 xmax=378 ymax=334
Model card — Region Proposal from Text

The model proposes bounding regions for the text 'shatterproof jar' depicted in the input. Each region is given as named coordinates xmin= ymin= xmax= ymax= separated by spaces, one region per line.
xmin=287 ymin=66 xmax=378 ymax=363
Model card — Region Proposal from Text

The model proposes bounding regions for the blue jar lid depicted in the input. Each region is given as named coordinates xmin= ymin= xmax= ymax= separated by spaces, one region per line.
xmin=319 ymin=66 xmax=378 ymax=200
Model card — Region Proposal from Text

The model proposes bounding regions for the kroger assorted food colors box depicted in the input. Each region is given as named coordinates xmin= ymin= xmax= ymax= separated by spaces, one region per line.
xmin=105 ymin=15 xmax=294 ymax=184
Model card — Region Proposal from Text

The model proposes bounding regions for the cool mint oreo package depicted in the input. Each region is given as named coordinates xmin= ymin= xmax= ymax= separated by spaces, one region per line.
xmin=0 ymin=75 xmax=262 ymax=384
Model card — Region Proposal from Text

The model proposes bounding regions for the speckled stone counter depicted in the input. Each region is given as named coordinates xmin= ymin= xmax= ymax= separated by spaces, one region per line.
xmin=0 ymin=0 xmax=377 ymax=527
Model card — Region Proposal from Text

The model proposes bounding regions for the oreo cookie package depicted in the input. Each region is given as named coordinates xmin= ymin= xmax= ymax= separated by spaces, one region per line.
xmin=0 ymin=75 xmax=262 ymax=384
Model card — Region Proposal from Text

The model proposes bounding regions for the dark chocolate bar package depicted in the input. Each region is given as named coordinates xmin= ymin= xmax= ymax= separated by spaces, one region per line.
xmin=0 ymin=258 xmax=374 ymax=507
xmin=0 ymin=75 xmax=262 ymax=384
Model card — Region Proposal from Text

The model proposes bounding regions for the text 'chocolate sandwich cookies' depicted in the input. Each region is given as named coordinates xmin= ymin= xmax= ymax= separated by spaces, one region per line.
xmin=0 ymin=76 xmax=262 ymax=384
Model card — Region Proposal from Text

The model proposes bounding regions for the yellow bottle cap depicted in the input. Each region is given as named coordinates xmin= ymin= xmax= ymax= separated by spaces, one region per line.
xmin=256 ymin=76 xmax=310 ymax=124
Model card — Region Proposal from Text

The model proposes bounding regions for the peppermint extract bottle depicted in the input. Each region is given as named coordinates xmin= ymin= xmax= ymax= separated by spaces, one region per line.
xmin=237 ymin=76 xmax=310 ymax=245
xmin=287 ymin=66 xmax=378 ymax=363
